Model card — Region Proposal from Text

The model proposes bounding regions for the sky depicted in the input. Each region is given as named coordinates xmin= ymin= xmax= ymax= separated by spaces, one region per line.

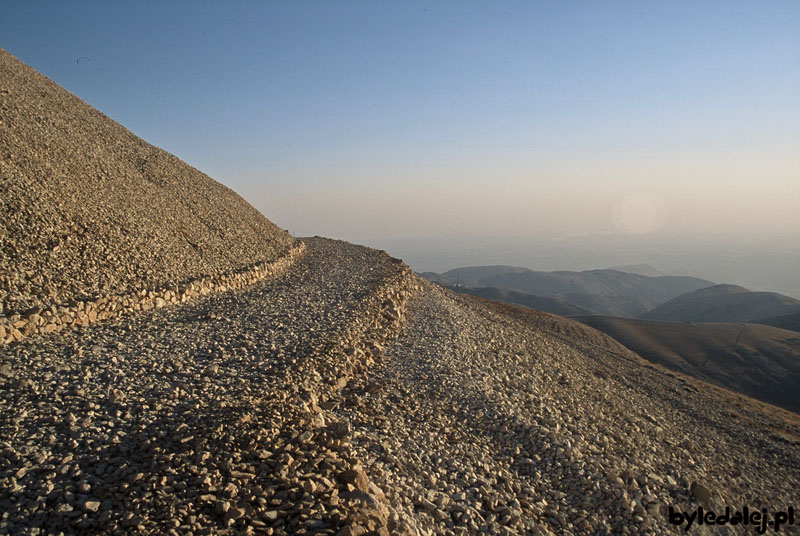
xmin=2 ymin=1 xmax=800 ymax=292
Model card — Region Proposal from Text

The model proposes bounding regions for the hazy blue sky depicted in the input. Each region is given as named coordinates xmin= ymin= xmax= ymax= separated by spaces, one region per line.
xmin=2 ymin=1 xmax=799 ymax=288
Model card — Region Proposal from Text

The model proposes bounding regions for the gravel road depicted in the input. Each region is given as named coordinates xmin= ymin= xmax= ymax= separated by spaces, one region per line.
xmin=0 ymin=238 xmax=414 ymax=535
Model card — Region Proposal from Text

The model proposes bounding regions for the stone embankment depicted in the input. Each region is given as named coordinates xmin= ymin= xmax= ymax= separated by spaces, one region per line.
xmin=0 ymin=241 xmax=306 ymax=346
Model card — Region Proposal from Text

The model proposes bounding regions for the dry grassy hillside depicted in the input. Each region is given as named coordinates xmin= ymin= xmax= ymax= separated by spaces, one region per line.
xmin=574 ymin=315 xmax=800 ymax=414
xmin=0 ymin=49 xmax=295 ymax=316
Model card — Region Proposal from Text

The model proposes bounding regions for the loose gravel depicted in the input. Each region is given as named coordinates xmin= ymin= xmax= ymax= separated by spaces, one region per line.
xmin=0 ymin=49 xmax=294 ymax=315
xmin=2 ymin=241 xmax=799 ymax=536
xmin=2 ymin=47 xmax=799 ymax=536
xmin=341 ymin=281 xmax=800 ymax=536
xmin=0 ymin=238 xmax=414 ymax=535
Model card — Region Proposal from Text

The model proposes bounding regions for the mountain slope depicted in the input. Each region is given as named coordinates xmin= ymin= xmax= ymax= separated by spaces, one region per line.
xmin=752 ymin=311 xmax=800 ymax=333
xmin=0 ymin=238 xmax=419 ymax=535
xmin=0 ymin=49 xmax=295 ymax=316
xmin=606 ymin=263 xmax=668 ymax=277
xmin=4 ymin=263 xmax=800 ymax=535
xmin=423 ymin=266 xmax=713 ymax=317
xmin=641 ymin=284 xmax=800 ymax=323
xmin=574 ymin=315 xmax=800 ymax=414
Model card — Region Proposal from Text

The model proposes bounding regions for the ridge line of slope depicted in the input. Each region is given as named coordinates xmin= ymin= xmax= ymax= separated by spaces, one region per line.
xmin=1 ymin=48 xmax=296 ymax=316
xmin=291 ymin=266 xmax=421 ymax=535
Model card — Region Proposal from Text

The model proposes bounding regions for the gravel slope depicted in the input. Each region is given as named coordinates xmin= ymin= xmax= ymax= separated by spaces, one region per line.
xmin=2 ymin=240 xmax=799 ymax=535
xmin=0 ymin=49 xmax=294 ymax=315
xmin=342 ymin=282 xmax=800 ymax=535
xmin=2 ymin=48 xmax=798 ymax=536
xmin=0 ymin=238 xmax=415 ymax=535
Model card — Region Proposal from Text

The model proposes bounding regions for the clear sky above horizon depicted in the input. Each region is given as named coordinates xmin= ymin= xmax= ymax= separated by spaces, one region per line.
xmin=2 ymin=1 xmax=799 ymax=275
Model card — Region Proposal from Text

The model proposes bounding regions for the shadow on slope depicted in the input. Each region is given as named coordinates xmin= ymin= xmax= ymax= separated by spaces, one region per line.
xmin=751 ymin=311 xmax=800 ymax=333
xmin=574 ymin=315 xmax=800 ymax=414
xmin=441 ymin=285 xmax=591 ymax=317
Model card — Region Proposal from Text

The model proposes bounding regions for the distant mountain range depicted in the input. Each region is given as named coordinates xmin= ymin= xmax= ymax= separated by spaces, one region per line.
xmin=421 ymin=265 xmax=714 ymax=317
xmin=443 ymin=286 xmax=592 ymax=317
xmin=606 ymin=264 xmax=669 ymax=277
xmin=423 ymin=266 xmax=800 ymax=330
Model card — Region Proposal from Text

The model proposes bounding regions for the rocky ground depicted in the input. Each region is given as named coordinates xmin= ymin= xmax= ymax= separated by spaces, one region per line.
xmin=342 ymin=283 xmax=800 ymax=535
xmin=6 ymin=46 xmax=797 ymax=536
xmin=1 ymin=48 xmax=294 ymax=315
xmin=0 ymin=238 xmax=415 ymax=535
xmin=2 ymin=238 xmax=799 ymax=535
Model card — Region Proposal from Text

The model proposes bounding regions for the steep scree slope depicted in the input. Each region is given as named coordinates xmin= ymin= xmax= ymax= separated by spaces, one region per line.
xmin=0 ymin=49 xmax=295 ymax=316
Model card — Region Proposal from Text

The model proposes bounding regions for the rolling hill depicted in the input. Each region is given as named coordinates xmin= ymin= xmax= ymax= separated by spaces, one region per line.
xmin=751 ymin=311 xmax=800 ymax=333
xmin=574 ymin=315 xmax=800 ymax=414
xmin=606 ymin=264 xmax=669 ymax=277
xmin=641 ymin=284 xmax=800 ymax=323
xmin=440 ymin=285 xmax=591 ymax=317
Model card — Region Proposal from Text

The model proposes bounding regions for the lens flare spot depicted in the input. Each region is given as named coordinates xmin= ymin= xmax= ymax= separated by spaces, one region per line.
xmin=612 ymin=194 xmax=666 ymax=235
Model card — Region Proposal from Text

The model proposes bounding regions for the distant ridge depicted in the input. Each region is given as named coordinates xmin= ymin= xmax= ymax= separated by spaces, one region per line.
xmin=606 ymin=264 xmax=668 ymax=277
xmin=423 ymin=265 xmax=714 ymax=317
xmin=641 ymin=284 xmax=800 ymax=323
xmin=752 ymin=311 xmax=800 ymax=333
xmin=0 ymin=49 xmax=295 ymax=315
